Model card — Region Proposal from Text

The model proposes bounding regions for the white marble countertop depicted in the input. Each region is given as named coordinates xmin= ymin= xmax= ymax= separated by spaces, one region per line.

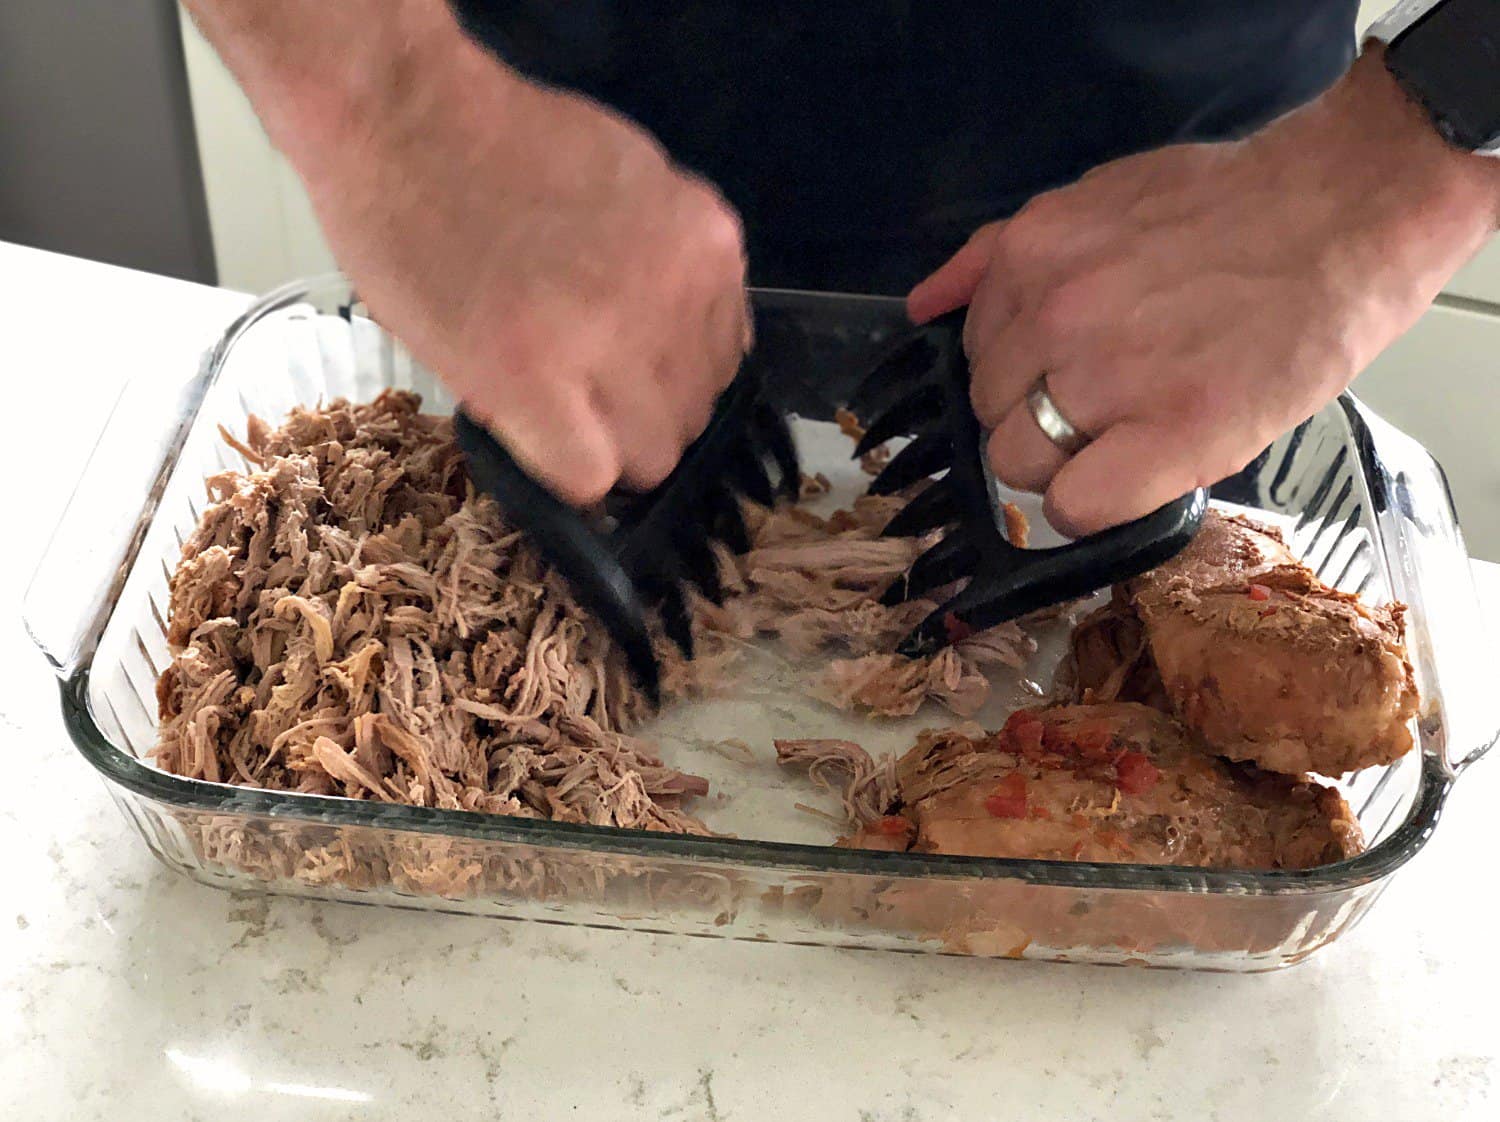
xmin=2 ymin=241 xmax=1498 ymax=1122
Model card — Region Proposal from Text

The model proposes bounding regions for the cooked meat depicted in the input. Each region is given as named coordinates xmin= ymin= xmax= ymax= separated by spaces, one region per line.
xmin=157 ymin=395 xmax=1043 ymax=844
xmin=811 ymin=704 xmax=1363 ymax=870
xmin=710 ymin=496 xmax=1036 ymax=717
xmin=797 ymin=471 xmax=832 ymax=499
xmin=1052 ymin=591 xmax=1168 ymax=709
xmin=1125 ymin=511 xmax=1418 ymax=776
xmin=155 ymin=392 xmax=712 ymax=834
xmin=773 ymin=737 xmax=900 ymax=831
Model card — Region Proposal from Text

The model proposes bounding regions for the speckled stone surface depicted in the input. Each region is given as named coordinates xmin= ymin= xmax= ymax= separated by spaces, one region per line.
xmin=2 ymin=242 xmax=1497 ymax=1121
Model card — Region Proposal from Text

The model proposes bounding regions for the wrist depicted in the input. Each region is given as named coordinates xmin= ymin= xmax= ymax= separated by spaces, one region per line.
xmin=1329 ymin=46 xmax=1500 ymax=232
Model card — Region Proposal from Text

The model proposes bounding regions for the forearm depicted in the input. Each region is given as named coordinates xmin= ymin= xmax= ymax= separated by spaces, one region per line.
xmin=180 ymin=0 xmax=531 ymax=172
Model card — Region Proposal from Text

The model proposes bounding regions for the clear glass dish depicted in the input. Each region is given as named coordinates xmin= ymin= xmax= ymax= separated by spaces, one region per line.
xmin=26 ymin=275 xmax=1499 ymax=971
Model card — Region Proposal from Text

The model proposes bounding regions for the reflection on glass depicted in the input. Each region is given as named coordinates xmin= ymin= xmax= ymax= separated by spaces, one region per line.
xmin=165 ymin=1048 xmax=373 ymax=1104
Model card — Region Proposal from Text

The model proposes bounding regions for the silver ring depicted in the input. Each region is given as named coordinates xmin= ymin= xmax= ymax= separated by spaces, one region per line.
xmin=1024 ymin=374 xmax=1090 ymax=456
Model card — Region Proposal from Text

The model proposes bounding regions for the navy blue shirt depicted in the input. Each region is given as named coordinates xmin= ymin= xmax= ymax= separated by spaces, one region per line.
xmin=452 ymin=2 xmax=1358 ymax=292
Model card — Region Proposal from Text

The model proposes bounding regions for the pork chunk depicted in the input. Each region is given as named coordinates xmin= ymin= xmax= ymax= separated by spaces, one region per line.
xmin=1127 ymin=511 xmax=1418 ymax=775
xmin=841 ymin=703 xmax=1362 ymax=870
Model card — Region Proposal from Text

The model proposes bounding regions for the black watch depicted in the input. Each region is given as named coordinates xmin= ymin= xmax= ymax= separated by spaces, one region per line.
xmin=1368 ymin=0 xmax=1500 ymax=155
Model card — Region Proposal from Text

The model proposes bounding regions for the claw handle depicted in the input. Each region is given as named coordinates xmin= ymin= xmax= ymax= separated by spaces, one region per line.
xmin=452 ymin=410 xmax=662 ymax=705
xmin=897 ymin=310 xmax=1207 ymax=654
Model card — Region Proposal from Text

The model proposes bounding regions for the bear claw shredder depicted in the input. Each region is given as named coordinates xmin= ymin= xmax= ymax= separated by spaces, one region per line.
xmin=455 ymin=304 xmax=1206 ymax=704
xmin=850 ymin=308 xmax=1207 ymax=656
xmin=453 ymin=366 xmax=798 ymax=707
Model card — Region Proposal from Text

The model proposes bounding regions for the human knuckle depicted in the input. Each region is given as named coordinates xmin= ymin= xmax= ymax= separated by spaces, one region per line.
xmin=986 ymin=222 xmax=1031 ymax=271
xmin=565 ymin=453 xmax=620 ymax=505
xmin=1014 ymin=191 xmax=1066 ymax=230
xmin=1033 ymin=283 xmax=1087 ymax=339
xmin=986 ymin=442 xmax=1026 ymax=489
xmin=693 ymin=194 xmax=745 ymax=256
xmin=986 ymin=432 xmax=1040 ymax=491
xmin=629 ymin=443 xmax=681 ymax=490
xmin=1045 ymin=481 xmax=1098 ymax=532
xmin=1159 ymin=375 xmax=1214 ymax=426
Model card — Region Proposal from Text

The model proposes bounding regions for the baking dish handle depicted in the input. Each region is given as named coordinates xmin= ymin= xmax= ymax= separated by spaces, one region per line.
xmin=1349 ymin=398 xmax=1500 ymax=777
xmin=24 ymin=359 xmax=211 ymax=680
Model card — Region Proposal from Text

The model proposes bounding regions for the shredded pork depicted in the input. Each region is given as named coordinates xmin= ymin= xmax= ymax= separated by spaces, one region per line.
xmin=157 ymin=392 xmax=710 ymax=833
xmin=713 ymin=496 xmax=1035 ymax=716
xmin=773 ymin=738 xmax=900 ymax=829
xmin=156 ymin=392 xmax=1038 ymax=840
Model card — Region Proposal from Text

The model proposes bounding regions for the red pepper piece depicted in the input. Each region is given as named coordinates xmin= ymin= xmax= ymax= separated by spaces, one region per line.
xmin=985 ymin=794 xmax=1028 ymax=819
xmin=871 ymin=815 xmax=911 ymax=837
xmin=1248 ymin=583 xmax=1272 ymax=602
xmin=995 ymin=773 xmax=1027 ymax=798
xmin=1073 ymin=720 xmax=1116 ymax=760
xmin=1000 ymin=712 xmax=1046 ymax=756
xmin=1114 ymin=750 xmax=1161 ymax=795
xmin=985 ymin=773 xmax=1028 ymax=818
xmin=942 ymin=611 xmax=973 ymax=644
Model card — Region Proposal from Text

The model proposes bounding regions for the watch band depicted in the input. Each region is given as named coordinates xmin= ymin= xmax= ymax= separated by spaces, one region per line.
xmin=1365 ymin=0 xmax=1500 ymax=156
xmin=1366 ymin=0 xmax=1441 ymax=44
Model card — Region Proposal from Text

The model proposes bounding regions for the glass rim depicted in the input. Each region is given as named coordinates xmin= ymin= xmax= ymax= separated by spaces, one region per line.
xmin=43 ymin=274 xmax=1485 ymax=901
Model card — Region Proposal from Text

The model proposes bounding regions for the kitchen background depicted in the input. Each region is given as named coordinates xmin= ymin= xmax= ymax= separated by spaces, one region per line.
xmin=2 ymin=1 xmax=1496 ymax=557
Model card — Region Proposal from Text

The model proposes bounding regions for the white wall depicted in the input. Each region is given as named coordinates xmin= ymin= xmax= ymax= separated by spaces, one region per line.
xmin=177 ymin=7 xmax=335 ymax=293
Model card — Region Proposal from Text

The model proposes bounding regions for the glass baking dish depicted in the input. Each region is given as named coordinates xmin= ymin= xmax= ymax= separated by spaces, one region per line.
xmin=26 ymin=275 xmax=1498 ymax=971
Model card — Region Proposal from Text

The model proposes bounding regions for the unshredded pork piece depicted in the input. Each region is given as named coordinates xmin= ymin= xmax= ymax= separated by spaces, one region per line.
xmin=156 ymin=391 xmax=710 ymax=834
xmin=1001 ymin=502 xmax=1029 ymax=549
xmin=1052 ymin=591 xmax=1168 ymax=709
xmin=834 ymin=703 xmax=1364 ymax=870
xmin=1100 ymin=510 xmax=1418 ymax=776
xmin=798 ymin=472 xmax=832 ymax=499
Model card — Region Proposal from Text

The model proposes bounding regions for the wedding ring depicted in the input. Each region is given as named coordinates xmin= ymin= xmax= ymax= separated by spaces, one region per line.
xmin=1024 ymin=374 xmax=1090 ymax=456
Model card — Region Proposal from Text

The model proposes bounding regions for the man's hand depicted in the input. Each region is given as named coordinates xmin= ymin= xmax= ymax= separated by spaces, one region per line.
xmin=909 ymin=47 xmax=1500 ymax=537
xmin=186 ymin=1 xmax=748 ymax=504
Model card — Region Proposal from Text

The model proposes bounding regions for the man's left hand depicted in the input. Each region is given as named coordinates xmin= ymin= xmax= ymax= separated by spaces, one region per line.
xmin=909 ymin=47 xmax=1500 ymax=537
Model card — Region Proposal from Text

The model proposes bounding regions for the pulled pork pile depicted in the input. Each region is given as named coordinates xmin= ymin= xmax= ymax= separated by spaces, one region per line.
xmin=156 ymin=391 xmax=706 ymax=833
xmin=155 ymin=392 xmax=1037 ymax=833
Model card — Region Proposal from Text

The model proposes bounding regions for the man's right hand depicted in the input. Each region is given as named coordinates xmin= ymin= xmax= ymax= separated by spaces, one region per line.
xmin=186 ymin=0 xmax=750 ymax=504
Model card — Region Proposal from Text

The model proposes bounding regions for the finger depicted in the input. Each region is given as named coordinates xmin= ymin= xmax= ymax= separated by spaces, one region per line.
xmin=959 ymin=263 xmax=1023 ymax=366
xmin=590 ymin=376 xmax=689 ymax=493
xmin=661 ymin=285 xmax=749 ymax=446
xmin=470 ymin=389 xmax=621 ymax=508
xmin=985 ymin=402 xmax=1067 ymax=496
xmin=1043 ymin=420 xmax=1193 ymax=538
xmin=702 ymin=282 xmax=754 ymax=385
xmin=969 ymin=313 xmax=1046 ymax=428
xmin=985 ymin=365 xmax=1106 ymax=494
xmin=906 ymin=223 xmax=1001 ymax=323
